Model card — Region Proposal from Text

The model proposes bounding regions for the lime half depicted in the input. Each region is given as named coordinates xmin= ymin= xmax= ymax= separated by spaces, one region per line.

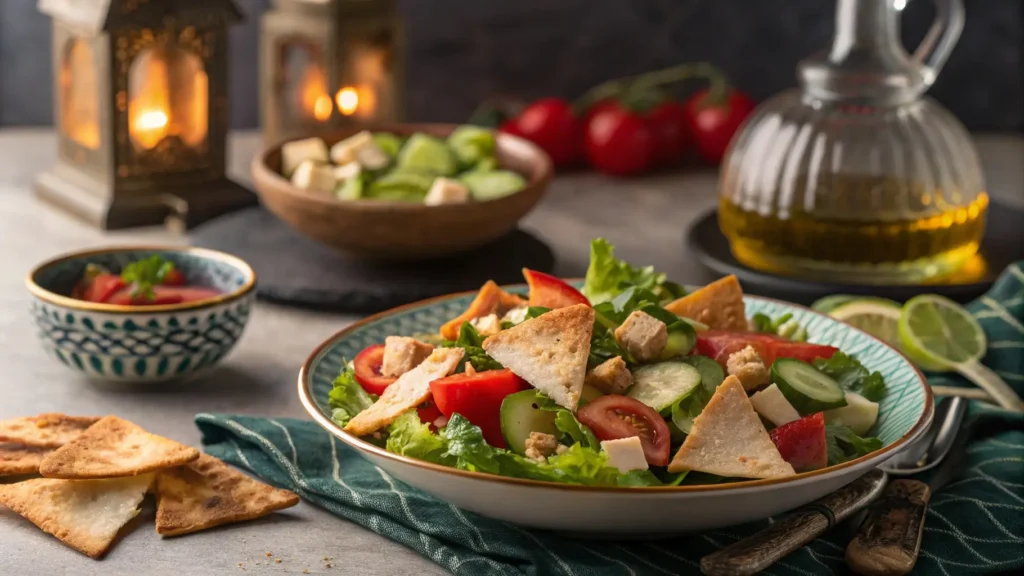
xmin=898 ymin=294 xmax=986 ymax=371
xmin=828 ymin=299 xmax=903 ymax=349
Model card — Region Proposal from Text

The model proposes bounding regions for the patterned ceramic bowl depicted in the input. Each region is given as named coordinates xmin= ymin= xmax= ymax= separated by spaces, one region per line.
xmin=26 ymin=246 xmax=256 ymax=383
xmin=299 ymin=287 xmax=934 ymax=535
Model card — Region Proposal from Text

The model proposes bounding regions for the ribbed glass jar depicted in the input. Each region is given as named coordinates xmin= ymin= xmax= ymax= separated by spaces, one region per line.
xmin=718 ymin=0 xmax=985 ymax=284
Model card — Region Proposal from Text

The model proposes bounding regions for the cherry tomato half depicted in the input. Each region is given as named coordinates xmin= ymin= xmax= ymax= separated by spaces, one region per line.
xmin=684 ymin=88 xmax=755 ymax=164
xmin=577 ymin=394 xmax=671 ymax=466
xmin=429 ymin=368 xmax=530 ymax=448
xmin=583 ymin=102 xmax=656 ymax=176
xmin=507 ymin=98 xmax=580 ymax=168
xmin=162 ymin=268 xmax=186 ymax=286
xmin=696 ymin=331 xmax=837 ymax=368
xmin=353 ymin=344 xmax=397 ymax=396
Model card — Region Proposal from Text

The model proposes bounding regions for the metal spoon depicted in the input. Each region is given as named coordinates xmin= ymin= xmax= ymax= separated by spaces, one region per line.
xmin=881 ymin=395 xmax=968 ymax=476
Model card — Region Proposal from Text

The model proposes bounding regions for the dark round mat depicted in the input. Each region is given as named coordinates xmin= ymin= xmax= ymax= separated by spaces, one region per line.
xmin=190 ymin=207 xmax=554 ymax=313
xmin=687 ymin=200 xmax=1024 ymax=305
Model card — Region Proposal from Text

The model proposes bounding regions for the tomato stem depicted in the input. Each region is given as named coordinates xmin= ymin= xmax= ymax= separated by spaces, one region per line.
xmin=575 ymin=62 xmax=728 ymax=113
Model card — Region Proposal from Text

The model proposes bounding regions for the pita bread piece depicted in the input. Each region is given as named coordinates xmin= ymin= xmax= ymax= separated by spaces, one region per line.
xmin=155 ymin=453 xmax=299 ymax=537
xmin=1 ymin=443 xmax=53 ymax=476
xmin=0 ymin=413 xmax=100 ymax=448
xmin=482 ymin=303 xmax=594 ymax=410
xmin=668 ymin=376 xmax=795 ymax=478
xmin=664 ymin=275 xmax=747 ymax=331
xmin=344 ymin=347 xmax=464 ymax=436
xmin=39 ymin=415 xmax=199 ymax=479
xmin=0 ymin=473 xmax=153 ymax=558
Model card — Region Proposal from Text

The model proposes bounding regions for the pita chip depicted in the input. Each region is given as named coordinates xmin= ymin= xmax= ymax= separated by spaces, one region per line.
xmin=1 ymin=443 xmax=53 ymax=477
xmin=664 ymin=275 xmax=747 ymax=331
xmin=344 ymin=347 xmax=464 ymax=436
xmin=39 ymin=416 xmax=199 ymax=479
xmin=0 ymin=473 xmax=153 ymax=558
xmin=482 ymin=303 xmax=594 ymax=410
xmin=154 ymin=453 xmax=299 ymax=537
xmin=668 ymin=376 xmax=795 ymax=478
xmin=0 ymin=413 xmax=100 ymax=448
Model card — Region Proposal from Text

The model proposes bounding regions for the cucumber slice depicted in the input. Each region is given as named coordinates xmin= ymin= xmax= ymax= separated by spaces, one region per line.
xmin=459 ymin=170 xmax=526 ymax=201
xmin=771 ymin=358 xmax=847 ymax=414
xmin=396 ymin=134 xmax=458 ymax=176
xmin=367 ymin=171 xmax=435 ymax=202
xmin=500 ymin=390 xmax=559 ymax=455
xmin=447 ymin=125 xmax=496 ymax=167
xmin=373 ymin=132 xmax=404 ymax=159
xmin=627 ymin=361 xmax=702 ymax=413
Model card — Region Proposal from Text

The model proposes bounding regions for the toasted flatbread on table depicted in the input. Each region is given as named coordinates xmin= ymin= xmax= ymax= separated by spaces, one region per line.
xmin=344 ymin=347 xmax=464 ymax=436
xmin=1 ymin=443 xmax=54 ymax=476
xmin=668 ymin=376 xmax=795 ymax=478
xmin=482 ymin=303 xmax=594 ymax=410
xmin=664 ymin=275 xmax=747 ymax=331
xmin=0 ymin=413 xmax=100 ymax=448
xmin=154 ymin=453 xmax=299 ymax=537
xmin=0 ymin=473 xmax=154 ymax=558
xmin=39 ymin=416 xmax=199 ymax=479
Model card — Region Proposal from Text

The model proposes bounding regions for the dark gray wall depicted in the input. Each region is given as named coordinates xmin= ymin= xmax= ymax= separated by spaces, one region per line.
xmin=2 ymin=0 xmax=1021 ymax=132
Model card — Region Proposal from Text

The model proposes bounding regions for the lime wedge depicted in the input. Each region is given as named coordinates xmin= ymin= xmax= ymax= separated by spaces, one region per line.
xmin=828 ymin=299 xmax=903 ymax=349
xmin=898 ymin=295 xmax=986 ymax=371
xmin=811 ymin=295 xmax=860 ymax=313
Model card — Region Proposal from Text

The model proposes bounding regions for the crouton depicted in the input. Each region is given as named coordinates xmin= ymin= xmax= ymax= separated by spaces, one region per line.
xmin=382 ymin=336 xmax=435 ymax=378
xmin=584 ymin=356 xmax=633 ymax=395
xmin=614 ymin=311 xmax=668 ymax=362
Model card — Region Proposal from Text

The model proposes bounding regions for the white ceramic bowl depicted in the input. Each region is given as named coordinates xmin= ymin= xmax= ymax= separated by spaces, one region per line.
xmin=298 ymin=290 xmax=933 ymax=535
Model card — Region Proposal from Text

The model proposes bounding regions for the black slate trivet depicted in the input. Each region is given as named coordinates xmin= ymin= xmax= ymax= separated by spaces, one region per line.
xmin=687 ymin=200 xmax=1024 ymax=305
xmin=190 ymin=206 xmax=554 ymax=313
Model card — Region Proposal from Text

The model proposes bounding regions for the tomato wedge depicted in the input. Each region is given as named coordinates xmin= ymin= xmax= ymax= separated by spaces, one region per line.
xmin=353 ymin=344 xmax=397 ymax=395
xmin=105 ymin=285 xmax=220 ymax=306
xmin=577 ymin=395 xmax=671 ymax=466
xmin=522 ymin=268 xmax=590 ymax=309
xmin=161 ymin=268 xmax=186 ymax=286
xmin=417 ymin=400 xmax=445 ymax=429
xmin=696 ymin=331 xmax=837 ymax=367
xmin=82 ymin=274 xmax=126 ymax=303
xmin=429 ymin=369 xmax=530 ymax=448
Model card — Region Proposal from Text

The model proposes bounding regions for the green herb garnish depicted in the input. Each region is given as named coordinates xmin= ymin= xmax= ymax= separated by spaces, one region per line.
xmin=120 ymin=255 xmax=175 ymax=301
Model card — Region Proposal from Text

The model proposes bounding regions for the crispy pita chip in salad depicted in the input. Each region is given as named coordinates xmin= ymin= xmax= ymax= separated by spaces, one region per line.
xmin=668 ymin=376 xmax=795 ymax=478
xmin=345 ymin=347 xmax=464 ymax=436
xmin=665 ymin=275 xmax=747 ymax=331
xmin=440 ymin=281 xmax=528 ymax=340
xmin=483 ymin=304 xmax=594 ymax=410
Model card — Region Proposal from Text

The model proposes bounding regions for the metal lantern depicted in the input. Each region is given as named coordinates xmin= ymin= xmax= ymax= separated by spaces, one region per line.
xmin=260 ymin=0 xmax=404 ymax=145
xmin=35 ymin=0 xmax=254 ymax=230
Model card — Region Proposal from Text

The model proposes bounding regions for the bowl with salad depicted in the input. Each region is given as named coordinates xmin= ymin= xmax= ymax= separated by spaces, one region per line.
xmin=27 ymin=246 xmax=256 ymax=383
xmin=298 ymin=239 xmax=933 ymax=534
xmin=252 ymin=124 xmax=552 ymax=260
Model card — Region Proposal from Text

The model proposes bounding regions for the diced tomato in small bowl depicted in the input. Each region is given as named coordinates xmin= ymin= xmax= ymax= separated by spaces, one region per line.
xmin=26 ymin=247 xmax=256 ymax=383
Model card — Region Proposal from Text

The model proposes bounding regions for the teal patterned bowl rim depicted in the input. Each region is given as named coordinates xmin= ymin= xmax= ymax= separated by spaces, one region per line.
xmin=298 ymin=285 xmax=935 ymax=493
xmin=26 ymin=245 xmax=257 ymax=314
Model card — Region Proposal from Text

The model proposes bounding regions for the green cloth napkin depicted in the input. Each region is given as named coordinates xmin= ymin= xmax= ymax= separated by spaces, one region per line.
xmin=195 ymin=263 xmax=1024 ymax=576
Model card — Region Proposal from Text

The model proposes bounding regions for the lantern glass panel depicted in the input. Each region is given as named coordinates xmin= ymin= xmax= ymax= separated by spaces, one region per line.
xmin=281 ymin=40 xmax=330 ymax=123
xmin=128 ymin=43 xmax=209 ymax=151
xmin=61 ymin=38 xmax=100 ymax=150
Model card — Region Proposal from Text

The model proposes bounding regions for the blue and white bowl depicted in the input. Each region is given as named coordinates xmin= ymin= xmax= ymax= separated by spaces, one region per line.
xmin=26 ymin=246 xmax=256 ymax=383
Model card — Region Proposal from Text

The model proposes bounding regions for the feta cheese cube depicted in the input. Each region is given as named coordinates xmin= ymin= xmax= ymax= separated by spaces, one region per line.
xmin=750 ymin=383 xmax=801 ymax=427
xmin=333 ymin=161 xmax=362 ymax=181
xmin=600 ymin=436 xmax=648 ymax=473
xmin=330 ymin=131 xmax=390 ymax=170
xmin=290 ymin=160 xmax=337 ymax=194
xmin=470 ymin=313 xmax=502 ymax=336
xmin=424 ymin=178 xmax=470 ymax=206
xmin=281 ymin=137 xmax=328 ymax=177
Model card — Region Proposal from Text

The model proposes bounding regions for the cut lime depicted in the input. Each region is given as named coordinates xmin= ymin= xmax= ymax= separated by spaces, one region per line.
xmin=811 ymin=295 xmax=860 ymax=313
xmin=898 ymin=294 xmax=986 ymax=371
xmin=828 ymin=299 xmax=903 ymax=349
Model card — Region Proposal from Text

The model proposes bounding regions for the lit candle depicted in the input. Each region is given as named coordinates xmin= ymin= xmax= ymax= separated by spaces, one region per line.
xmin=131 ymin=108 xmax=169 ymax=149
xmin=335 ymin=87 xmax=359 ymax=116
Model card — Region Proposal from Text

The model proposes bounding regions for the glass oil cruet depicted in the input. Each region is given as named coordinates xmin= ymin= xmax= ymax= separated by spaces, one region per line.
xmin=718 ymin=0 xmax=987 ymax=284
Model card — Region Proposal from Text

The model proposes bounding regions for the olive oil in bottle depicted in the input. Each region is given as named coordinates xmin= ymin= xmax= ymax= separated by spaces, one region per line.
xmin=718 ymin=175 xmax=989 ymax=284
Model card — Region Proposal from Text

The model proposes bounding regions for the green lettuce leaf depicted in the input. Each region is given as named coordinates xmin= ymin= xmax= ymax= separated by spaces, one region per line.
xmin=813 ymin=352 xmax=887 ymax=401
xmin=328 ymin=368 xmax=376 ymax=426
xmin=581 ymin=238 xmax=685 ymax=305
xmin=531 ymin=392 xmax=601 ymax=449
xmin=441 ymin=323 xmax=503 ymax=372
xmin=825 ymin=423 xmax=883 ymax=466
xmin=750 ymin=312 xmax=808 ymax=342
xmin=669 ymin=356 xmax=724 ymax=433
xmin=386 ymin=411 xmax=454 ymax=466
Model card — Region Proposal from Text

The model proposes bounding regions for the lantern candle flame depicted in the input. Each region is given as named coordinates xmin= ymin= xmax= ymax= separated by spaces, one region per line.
xmin=313 ymin=95 xmax=332 ymax=121
xmin=336 ymin=87 xmax=359 ymax=116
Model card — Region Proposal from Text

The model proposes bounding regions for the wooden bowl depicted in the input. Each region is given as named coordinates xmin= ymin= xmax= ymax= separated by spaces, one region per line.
xmin=251 ymin=124 xmax=553 ymax=261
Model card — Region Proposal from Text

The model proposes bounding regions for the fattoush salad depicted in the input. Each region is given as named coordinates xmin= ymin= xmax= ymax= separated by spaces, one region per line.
xmin=329 ymin=239 xmax=887 ymax=487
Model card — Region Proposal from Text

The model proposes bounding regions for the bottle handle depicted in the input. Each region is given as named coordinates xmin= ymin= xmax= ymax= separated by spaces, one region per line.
xmin=912 ymin=0 xmax=965 ymax=86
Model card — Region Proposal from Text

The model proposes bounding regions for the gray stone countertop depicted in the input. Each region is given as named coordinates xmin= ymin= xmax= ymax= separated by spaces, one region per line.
xmin=0 ymin=129 xmax=1021 ymax=575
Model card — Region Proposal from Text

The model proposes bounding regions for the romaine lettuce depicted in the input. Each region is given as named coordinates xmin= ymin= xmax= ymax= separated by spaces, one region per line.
xmin=825 ymin=423 xmax=883 ymax=465
xmin=386 ymin=411 xmax=454 ymax=466
xmin=328 ymin=368 xmax=376 ymax=426
xmin=581 ymin=238 xmax=685 ymax=305
xmin=813 ymin=352 xmax=887 ymax=401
